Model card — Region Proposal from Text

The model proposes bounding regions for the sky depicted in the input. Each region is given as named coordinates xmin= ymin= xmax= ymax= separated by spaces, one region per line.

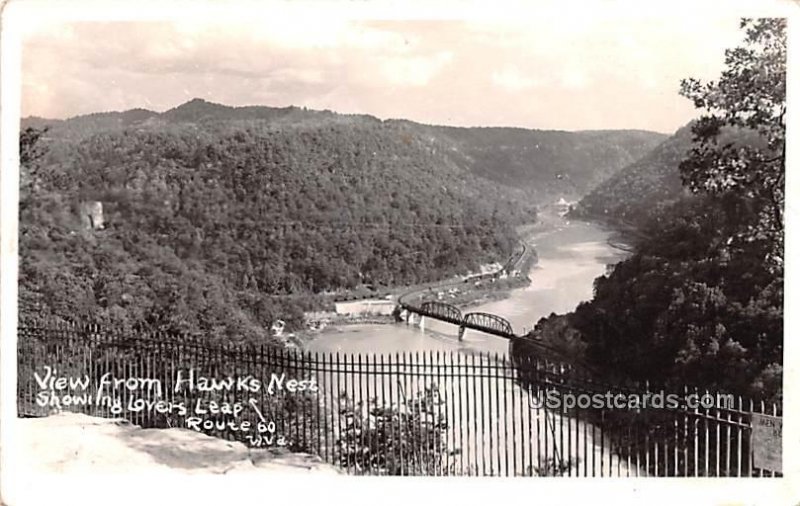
xmin=19 ymin=14 xmax=747 ymax=133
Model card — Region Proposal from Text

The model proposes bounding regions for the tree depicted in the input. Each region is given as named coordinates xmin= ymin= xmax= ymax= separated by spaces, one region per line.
xmin=679 ymin=18 xmax=786 ymax=269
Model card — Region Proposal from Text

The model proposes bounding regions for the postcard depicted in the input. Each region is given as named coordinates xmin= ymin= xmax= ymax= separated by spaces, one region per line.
xmin=1 ymin=1 xmax=796 ymax=504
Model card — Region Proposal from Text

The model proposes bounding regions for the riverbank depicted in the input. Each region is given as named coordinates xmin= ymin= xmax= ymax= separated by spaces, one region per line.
xmin=292 ymin=276 xmax=530 ymax=348
xmin=294 ymin=220 xmax=547 ymax=349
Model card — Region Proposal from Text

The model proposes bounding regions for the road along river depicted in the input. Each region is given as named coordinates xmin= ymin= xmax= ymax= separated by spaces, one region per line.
xmin=305 ymin=217 xmax=636 ymax=476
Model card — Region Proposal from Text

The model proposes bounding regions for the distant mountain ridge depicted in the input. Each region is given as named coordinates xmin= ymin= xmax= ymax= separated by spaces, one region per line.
xmin=23 ymin=98 xmax=667 ymax=202
xmin=569 ymin=124 xmax=694 ymax=228
xmin=570 ymin=122 xmax=766 ymax=230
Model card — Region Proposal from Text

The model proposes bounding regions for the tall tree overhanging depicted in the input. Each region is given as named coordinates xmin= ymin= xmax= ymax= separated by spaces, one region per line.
xmin=679 ymin=18 xmax=786 ymax=270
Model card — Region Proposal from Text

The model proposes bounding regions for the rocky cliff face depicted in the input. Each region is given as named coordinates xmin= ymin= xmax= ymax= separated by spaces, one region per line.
xmin=79 ymin=200 xmax=105 ymax=230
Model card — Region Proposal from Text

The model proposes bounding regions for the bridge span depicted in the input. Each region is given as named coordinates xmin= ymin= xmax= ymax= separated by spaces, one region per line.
xmin=399 ymin=300 xmax=517 ymax=340
xmin=398 ymin=299 xmax=593 ymax=373
xmin=396 ymin=240 xmax=534 ymax=341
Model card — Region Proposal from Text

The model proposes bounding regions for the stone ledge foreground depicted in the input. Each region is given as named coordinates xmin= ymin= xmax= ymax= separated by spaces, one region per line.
xmin=4 ymin=412 xmax=340 ymax=506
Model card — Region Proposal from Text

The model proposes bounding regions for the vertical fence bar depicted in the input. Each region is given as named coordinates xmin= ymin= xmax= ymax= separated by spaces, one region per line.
xmin=414 ymin=351 xmax=422 ymax=475
xmin=423 ymin=350 xmax=430 ymax=476
xmin=521 ymin=360 xmax=530 ymax=476
xmin=591 ymin=377 xmax=598 ymax=477
xmin=318 ymin=351 xmax=325 ymax=464
xmin=406 ymin=351 xmax=414 ymax=475
xmin=653 ymin=420 xmax=661 ymax=476
xmin=672 ymin=409 xmax=678 ymax=477
xmin=509 ymin=356 xmax=518 ymax=477
xmin=725 ymin=400 xmax=732 ymax=477
xmin=470 ymin=353 xmax=478 ymax=475
xmin=494 ymin=353 xmax=502 ymax=476
xmin=750 ymin=398 xmax=758 ymax=477
xmin=371 ymin=351 xmax=378 ymax=474
xmin=378 ymin=352 xmax=386 ymax=476
xmin=335 ymin=352 xmax=345 ymax=474
xmin=497 ymin=356 xmax=504 ymax=477
xmin=683 ymin=385 xmax=697 ymax=477
xmin=297 ymin=350 xmax=305 ymax=451
xmin=316 ymin=352 xmax=325 ymax=463
xmin=368 ymin=352 xmax=376 ymax=475
xmin=304 ymin=350 xmax=312 ymax=454
xmin=537 ymin=359 xmax=544 ymax=476
xmin=336 ymin=349 xmax=344 ymax=473
xmin=760 ymin=399 xmax=766 ymax=477
xmin=454 ymin=351 xmax=461 ymax=476
xmin=379 ymin=353 xmax=387 ymax=474
xmin=484 ymin=353 xmax=492 ymax=475
xmin=438 ymin=349 xmax=445 ymax=477
xmin=397 ymin=352 xmax=405 ymax=476
xmin=425 ymin=350 xmax=433 ymax=476
xmin=736 ymin=396 xmax=743 ymax=477
xmin=703 ymin=394 xmax=711 ymax=477
xmin=446 ymin=351 xmax=454 ymax=476
xmin=351 ymin=352 xmax=359 ymax=475
xmin=625 ymin=413 xmax=631 ymax=477
xmin=149 ymin=339 xmax=157 ymax=428
xmin=720 ymin=390 xmax=722 ymax=476
xmin=458 ymin=352 xmax=466 ymax=476
xmin=584 ymin=391 xmax=589 ymax=477
xmin=357 ymin=353 xmax=364 ymax=474
xmin=693 ymin=390 xmax=699 ymax=477
xmin=405 ymin=351 xmax=413 ymax=475
xmin=390 ymin=352 xmax=398 ymax=476
xmin=347 ymin=351 xmax=356 ymax=475
xmin=473 ymin=352 xmax=481 ymax=475
xmin=501 ymin=355 xmax=509 ymax=477
xmin=293 ymin=349 xmax=301 ymax=451
xmin=422 ymin=350 xmax=430 ymax=476
xmin=771 ymin=401 xmax=778 ymax=478
xmin=559 ymin=364 xmax=565 ymax=476
xmin=568 ymin=375 xmax=574 ymax=477
xmin=395 ymin=353 xmax=406 ymax=474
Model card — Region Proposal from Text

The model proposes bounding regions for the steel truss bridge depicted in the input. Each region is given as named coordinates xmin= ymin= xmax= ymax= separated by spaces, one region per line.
xmin=400 ymin=300 xmax=516 ymax=340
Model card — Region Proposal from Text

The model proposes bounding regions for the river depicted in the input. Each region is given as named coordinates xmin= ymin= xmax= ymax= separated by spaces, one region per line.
xmin=303 ymin=217 xmax=638 ymax=476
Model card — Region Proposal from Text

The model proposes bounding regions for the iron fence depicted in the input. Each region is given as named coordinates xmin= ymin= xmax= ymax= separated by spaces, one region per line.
xmin=17 ymin=323 xmax=782 ymax=477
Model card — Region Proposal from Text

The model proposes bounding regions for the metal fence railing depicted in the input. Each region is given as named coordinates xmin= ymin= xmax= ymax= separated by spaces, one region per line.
xmin=17 ymin=323 xmax=782 ymax=477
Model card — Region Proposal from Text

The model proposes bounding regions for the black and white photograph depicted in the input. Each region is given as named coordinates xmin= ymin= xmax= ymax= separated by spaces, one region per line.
xmin=0 ymin=0 xmax=796 ymax=503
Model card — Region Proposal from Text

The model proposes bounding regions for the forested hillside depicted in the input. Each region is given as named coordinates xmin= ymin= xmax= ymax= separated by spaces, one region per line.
xmin=522 ymin=19 xmax=785 ymax=401
xmin=569 ymin=126 xmax=692 ymax=229
xmin=20 ymin=118 xmax=544 ymax=342
xmin=20 ymin=99 xmax=665 ymax=342
xmin=571 ymin=123 xmax=765 ymax=230
xmin=429 ymin=126 xmax=665 ymax=199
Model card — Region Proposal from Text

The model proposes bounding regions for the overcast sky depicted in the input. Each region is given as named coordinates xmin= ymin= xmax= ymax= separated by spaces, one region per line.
xmin=20 ymin=16 xmax=746 ymax=133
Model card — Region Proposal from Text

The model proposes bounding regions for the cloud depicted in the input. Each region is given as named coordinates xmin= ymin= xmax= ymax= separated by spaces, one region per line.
xmin=379 ymin=51 xmax=454 ymax=87
xmin=491 ymin=66 xmax=543 ymax=91
xmin=560 ymin=68 xmax=590 ymax=90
